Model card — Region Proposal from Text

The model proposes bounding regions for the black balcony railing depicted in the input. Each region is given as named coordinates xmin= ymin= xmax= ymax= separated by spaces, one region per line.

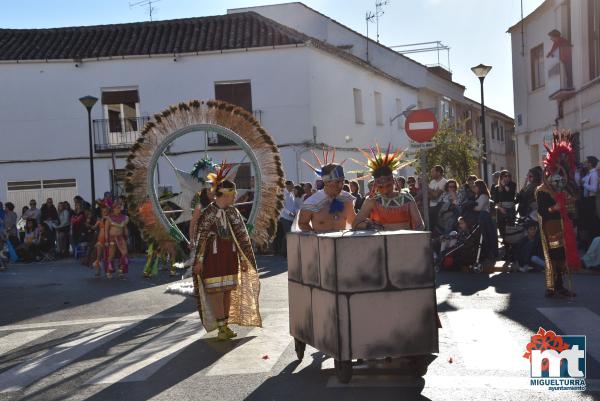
xmin=93 ymin=116 xmax=150 ymax=152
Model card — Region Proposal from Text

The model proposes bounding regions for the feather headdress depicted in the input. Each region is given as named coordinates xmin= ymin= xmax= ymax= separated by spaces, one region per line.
xmin=206 ymin=161 xmax=234 ymax=193
xmin=190 ymin=157 xmax=216 ymax=182
xmin=351 ymin=143 xmax=415 ymax=179
xmin=302 ymin=146 xmax=346 ymax=181
xmin=543 ymin=129 xmax=577 ymax=179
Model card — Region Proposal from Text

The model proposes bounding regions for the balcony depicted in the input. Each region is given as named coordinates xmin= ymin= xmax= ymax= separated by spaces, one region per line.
xmin=93 ymin=116 xmax=150 ymax=153
xmin=547 ymin=58 xmax=575 ymax=101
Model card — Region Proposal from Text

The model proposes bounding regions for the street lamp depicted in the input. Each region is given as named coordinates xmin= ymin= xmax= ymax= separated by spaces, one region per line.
xmin=79 ymin=95 xmax=98 ymax=211
xmin=471 ymin=63 xmax=492 ymax=183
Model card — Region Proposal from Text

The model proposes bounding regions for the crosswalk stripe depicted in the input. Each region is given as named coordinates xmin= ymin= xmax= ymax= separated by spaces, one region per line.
xmin=0 ymin=313 xmax=196 ymax=332
xmin=0 ymin=323 xmax=133 ymax=393
xmin=205 ymin=313 xmax=290 ymax=376
xmin=538 ymin=307 xmax=600 ymax=362
xmin=0 ymin=330 xmax=55 ymax=357
xmin=442 ymin=309 xmax=530 ymax=371
xmin=87 ymin=321 xmax=206 ymax=384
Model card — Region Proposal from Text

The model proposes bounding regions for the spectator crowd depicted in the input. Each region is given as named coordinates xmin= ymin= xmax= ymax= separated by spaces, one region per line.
xmin=2 ymin=154 xmax=600 ymax=274
xmin=0 ymin=192 xmax=140 ymax=267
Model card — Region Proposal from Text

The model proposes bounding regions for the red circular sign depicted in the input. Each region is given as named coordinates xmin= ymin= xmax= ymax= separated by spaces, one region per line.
xmin=404 ymin=109 xmax=439 ymax=143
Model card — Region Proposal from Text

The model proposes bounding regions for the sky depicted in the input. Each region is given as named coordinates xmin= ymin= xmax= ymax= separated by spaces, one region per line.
xmin=0 ymin=0 xmax=546 ymax=117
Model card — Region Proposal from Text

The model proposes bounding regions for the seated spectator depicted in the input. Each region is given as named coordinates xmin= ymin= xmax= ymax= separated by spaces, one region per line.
xmin=440 ymin=216 xmax=471 ymax=254
xmin=438 ymin=179 xmax=463 ymax=234
xmin=17 ymin=218 xmax=40 ymax=262
xmin=515 ymin=222 xmax=545 ymax=272
xmin=582 ymin=236 xmax=600 ymax=269
xmin=38 ymin=223 xmax=56 ymax=260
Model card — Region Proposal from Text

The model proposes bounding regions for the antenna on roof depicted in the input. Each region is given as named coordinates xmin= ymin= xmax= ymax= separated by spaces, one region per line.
xmin=129 ymin=0 xmax=163 ymax=21
xmin=365 ymin=1 xmax=389 ymax=63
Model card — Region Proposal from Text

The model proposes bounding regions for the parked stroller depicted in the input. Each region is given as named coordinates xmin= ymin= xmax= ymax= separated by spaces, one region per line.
xmin=438 ymin=224 xmax=484 ymax=272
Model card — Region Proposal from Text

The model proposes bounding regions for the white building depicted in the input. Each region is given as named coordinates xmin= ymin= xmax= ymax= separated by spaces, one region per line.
xmin=509 ymin=0 xmax=600 ymax=183
xmin=0 ymin=2 xmax=509 ymax=207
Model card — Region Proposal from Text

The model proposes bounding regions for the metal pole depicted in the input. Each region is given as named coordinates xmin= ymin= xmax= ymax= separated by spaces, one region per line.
xmin=87 ymin=109 xmax=96 ymax=213
xmin=479 ymin=76 xmax=489 ymax=183
xmin=421 ymin=151 xmax=429 ymax=230
xmin=111 ymin=151 xmax=117 ymax=197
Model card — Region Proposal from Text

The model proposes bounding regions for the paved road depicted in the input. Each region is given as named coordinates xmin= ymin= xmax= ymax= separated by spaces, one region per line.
xmin=0 ymin=257 xmax=599 ymax=401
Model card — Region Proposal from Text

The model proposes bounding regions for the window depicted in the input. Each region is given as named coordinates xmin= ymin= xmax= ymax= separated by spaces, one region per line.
xmin=491 ymin=120 xmax=497 ymax=140
xmin=500 ymin=125 xmax=505 ymax=142
xmin=101 ymin=89 xmax=140 ymax=137
xmin=395 ymin=98 xmax=403 ymax=129
xmin=589 ymin=0 xmax=600 ymax=80
xmin=374 ymin=91 xmax=383 ymax=125
xmin=212 ymin=81 xmax=253 ymax=146
xmin=531 ymin=44 xmax=545 ymax=90
xmin=439 ymin=97 xmax=453 ymax=120
xmin=353 ymin=88 xmax=364 ymax=124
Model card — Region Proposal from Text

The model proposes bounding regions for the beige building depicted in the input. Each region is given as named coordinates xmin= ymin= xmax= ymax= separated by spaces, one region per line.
xmin=509 ymin=0 xmax=600 ymax=184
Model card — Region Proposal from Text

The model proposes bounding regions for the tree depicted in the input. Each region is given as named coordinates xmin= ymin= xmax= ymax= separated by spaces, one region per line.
xmin=415 ymin=118 xmax=479 ymax=183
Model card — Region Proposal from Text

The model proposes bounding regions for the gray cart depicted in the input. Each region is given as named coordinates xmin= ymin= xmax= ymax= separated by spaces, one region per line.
xmin=287 ymin=230 xmax=439 ymax=383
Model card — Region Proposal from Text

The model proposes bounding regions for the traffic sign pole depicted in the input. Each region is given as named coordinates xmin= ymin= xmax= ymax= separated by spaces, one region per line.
xmin=421 ymin=152 xmax=429 ymax=230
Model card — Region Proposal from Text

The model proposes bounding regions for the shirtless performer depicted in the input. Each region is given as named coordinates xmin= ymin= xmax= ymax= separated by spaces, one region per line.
xmin=298 ymin=163 xmax=355 ymax=233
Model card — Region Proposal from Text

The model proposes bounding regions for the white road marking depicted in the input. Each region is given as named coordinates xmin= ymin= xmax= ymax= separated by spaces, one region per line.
xmin=205 ymin=313 xmax=291 ymax=376
xmin=327 ymin=375 xmax=600 ymax=391
xmin=443 ymin=309 xmax=530 ymax=371
xmin=538 ymin=307 xmax=600 ymax=362
xmin=0 ymin=323 xmax=133 ymax=393
xmin=0 ymin=313 xmax=196 ymax=332
xmin=87 ymin=321 xmax=206 ymax=384
xmin=0 ymin=330 xmax=55 ymax=356
xmin=408 ymin=121 xmax=434 ymax=130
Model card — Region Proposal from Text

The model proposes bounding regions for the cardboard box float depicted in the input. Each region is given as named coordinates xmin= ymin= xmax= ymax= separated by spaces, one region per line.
xmin=287 ymin=230 xmax=439 ymax=361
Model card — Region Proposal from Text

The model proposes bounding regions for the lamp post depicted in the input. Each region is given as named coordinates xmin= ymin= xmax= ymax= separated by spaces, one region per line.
xmin=471 ymin=64 xmax=492 ymax=183
xmin=79 ymin=95 xmax=98 ymax=212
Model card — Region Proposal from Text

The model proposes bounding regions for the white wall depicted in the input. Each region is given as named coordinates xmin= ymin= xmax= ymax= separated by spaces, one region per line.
xmin=0 ymin=46 xmax=314 ymax=200
xmin=229 ymin=3 xmax=465 ymax=102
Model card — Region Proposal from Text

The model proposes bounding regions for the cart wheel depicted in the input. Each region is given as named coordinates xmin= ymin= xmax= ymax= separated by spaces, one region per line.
xmin=294 ymin=339 xmax=306 ymax=361
xmin=334 ymin=360 xmax=353 ymax=383
xmin=408 ymin=355 xmax=428 ymax=377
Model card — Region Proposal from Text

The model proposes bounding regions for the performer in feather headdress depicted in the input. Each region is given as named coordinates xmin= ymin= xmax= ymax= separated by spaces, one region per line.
xmin=298 ymin=148 xmax=356 ymax=232
xmin=352 ymin=144 xmax=424 ymax=231
xmin=536 ymin=129 xmax=580 ymax=298
xmin=192 ymin=161 xmax=261 ymax=340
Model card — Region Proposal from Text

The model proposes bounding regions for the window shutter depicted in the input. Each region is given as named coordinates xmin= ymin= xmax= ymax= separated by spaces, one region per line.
xmin=101 ymin=90 xmax=139 ymax=105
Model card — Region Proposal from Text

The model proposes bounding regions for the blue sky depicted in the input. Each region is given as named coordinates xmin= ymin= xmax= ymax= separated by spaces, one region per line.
xmin=1 ymin=0 xmax=545 ymax=116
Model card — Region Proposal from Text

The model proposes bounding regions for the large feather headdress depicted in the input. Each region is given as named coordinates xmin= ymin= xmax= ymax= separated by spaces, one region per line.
xmin=351 ymin=143 xmax=415 ymax=179
xmin=543 ymin=129 xmax=577 ymax=179
xmin=206 ymin=161 xmax=234 ymax=193
xmin=302 ymin=147 xmax=346 ymax=181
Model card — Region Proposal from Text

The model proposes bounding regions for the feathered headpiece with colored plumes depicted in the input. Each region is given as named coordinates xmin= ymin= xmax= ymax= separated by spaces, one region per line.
xmin=206 ymin=161 xmax=234 ymax=192
xmin=190 ymin=157 xmax=216 ymax=182
xmin=543 ymin=129 xmax=577 ymax=179
xmin=302 ymin=146 xmax=346 ymax=181
xmin=351 ymin=143 xmax=415 ymax=178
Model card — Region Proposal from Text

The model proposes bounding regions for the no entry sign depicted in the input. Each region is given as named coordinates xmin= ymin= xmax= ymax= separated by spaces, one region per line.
xmin=404 ymin=109 xmax=439 ymax=143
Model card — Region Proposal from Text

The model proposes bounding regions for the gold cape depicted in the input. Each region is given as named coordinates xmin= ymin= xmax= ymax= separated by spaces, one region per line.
xmin=192 ymin=204 xmax=262 ymax=332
